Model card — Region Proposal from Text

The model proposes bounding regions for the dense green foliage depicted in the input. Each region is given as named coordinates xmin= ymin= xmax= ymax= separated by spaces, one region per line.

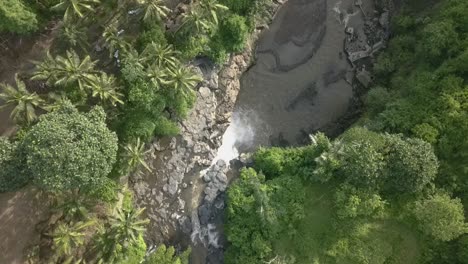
xmin=145 ymin=245 xmax=191 ymax=264
xmin=226 ymin=168 xmax=305 ymax=263
xmin=20 ymin=103 xmax=118 ymax=192
xmin=0 ymin=137 xmax=26 ymax=191
xmin=0 ymin=0 xmax=38 ymax=33
xmin=225 ymin=1 xmax=468 ymax=263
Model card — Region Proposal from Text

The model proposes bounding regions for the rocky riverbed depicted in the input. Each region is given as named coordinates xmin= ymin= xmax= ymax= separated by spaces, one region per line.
xmin=132 ymin=0 xmax=395 ymax=263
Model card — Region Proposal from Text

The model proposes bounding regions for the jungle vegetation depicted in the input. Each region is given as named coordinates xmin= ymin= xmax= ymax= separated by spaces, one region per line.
xmin=0 ymin=0 xmax=269 ymax=262
xmin=224 ymin=0 xmax=468 ymax=263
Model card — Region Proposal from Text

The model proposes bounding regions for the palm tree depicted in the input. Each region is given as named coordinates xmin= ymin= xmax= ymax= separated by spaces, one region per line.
xmin=146 ymin=64 xmax=169 ymax=90
xmin=93 ymin=207 xmax=148 ymax=262
xmin=178 ymin=7 xmax=211 ymax=34
xmin=140 ymin=0 xmax=171 ymax=23
xmin=199 ymin=0 xmax=228 ymax=25
xmin=141 ymin=42 xmax=179 ymax=68
xmin=0 ymin=75 xmax=44 ymax=124
xmin=108 ymin=207 xmax=149 ymax=243
xmin=59 ymin=21 xmax=89 ymax=51
xmin=54 ymin=192 xmax=92 ymax=221
xmin=52 ymin=220 xmax=95 ymax=258
xmin=32 ymin=50 xmax=98 ymax=91
xmin=85 ymin=73 xmax=124 ymax=106
xmin=166 ymin=66 xmax=202 ymax=99
xmin=51 ymin=0 xmax=101 ymax=22
xmin=44 ymin=92 xmax=71 ymax=112
xmin=102 ymin=23 xmax=131 ymax=59
xmin=122 ymin=138 xmax=152 ymax=172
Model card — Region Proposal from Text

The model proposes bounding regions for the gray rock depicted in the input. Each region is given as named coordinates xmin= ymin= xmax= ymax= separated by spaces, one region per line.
xmin=179 ymin=216 xmax=192 ymax=234
xmin=356 ymin=68 xmax=372 ymax=88
xmin=199 ymin=87 xmax=212 ymax=98
xmin=239 ymin=153 xmax=253 ymax=164
xmin=168 ymin=178 xmax=178 ymax=195
xmin=379 ymin=12 xmax=389 ymax=28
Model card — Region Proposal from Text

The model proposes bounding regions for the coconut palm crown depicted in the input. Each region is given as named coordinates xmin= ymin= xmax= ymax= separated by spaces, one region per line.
xmin=0 ymin=75 xmax=44 ymax=124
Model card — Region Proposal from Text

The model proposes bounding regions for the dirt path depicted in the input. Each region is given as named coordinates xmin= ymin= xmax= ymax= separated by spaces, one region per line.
xmin=0 ymin=188 xmax=50 ymax=264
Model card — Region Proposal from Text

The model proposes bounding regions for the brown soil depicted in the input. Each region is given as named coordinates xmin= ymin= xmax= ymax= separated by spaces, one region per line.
xmin=0 ymin=25 xmax=58 ymax=264
xmin=0 ymin=188 xmax=50 ymax=264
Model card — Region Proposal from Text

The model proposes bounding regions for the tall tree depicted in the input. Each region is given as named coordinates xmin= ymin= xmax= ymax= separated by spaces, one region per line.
xmin=19 ymin=102 xmax=118 ymax=192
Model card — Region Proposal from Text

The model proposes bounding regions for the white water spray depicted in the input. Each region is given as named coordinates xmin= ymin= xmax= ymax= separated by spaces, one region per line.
xmin=210 ymin=111 xmax=256 ymax=165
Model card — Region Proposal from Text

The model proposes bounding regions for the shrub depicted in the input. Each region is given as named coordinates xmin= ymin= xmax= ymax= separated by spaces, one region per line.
xmin=0 ymin=137 xmax=28 ymax=192
xmin=0 ymin=0 xmax=38 ymax=33
xmin=365 ymin=86 xmax=391 ymax=116
xmin=384 ymin=136 xmax=439 ymax=194
xmin=154 ymin=117 xmax=180 ymax=137
xmin=335 ymin=184 xmax=387 ymax=219
xmin=412 ymin=123 xmax=439 ymax=144
xmin=137 ymin=24 xmax=167 ymax=52
xmin=117 ymin=235 xmax=147 ymax=264
xmin=85 ymin=177 xmax=119 ymax=203
xmin=219 ymin=0 xmax=254 ymax=15
xmin=145 ymin=244 xmax=191 ymax=264
xmin=421 ymin=21 xmax=459 ymax=61
xmin=20 ymin=103 xmax=118 ymax=192
xmin=120 ymin=113 xmax=157 ymax=143
xmin=413 ymin=193 xmax=467 ymax=241
xmin=219 ymin=14 xmax=249 ymax=52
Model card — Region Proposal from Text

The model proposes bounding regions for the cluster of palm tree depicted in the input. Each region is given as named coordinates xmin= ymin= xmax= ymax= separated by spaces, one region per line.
xmin=32 ymin=50 xmax=124 ymax=107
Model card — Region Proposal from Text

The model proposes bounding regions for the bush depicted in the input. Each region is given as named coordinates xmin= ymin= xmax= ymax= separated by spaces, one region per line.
xmin=154 ymin=117 xmax=180 ymax=137
xmin=145 ymin=244 xmax=191 ymax=264
xmin=413 ymin=193 xmax=467 ymax=241
xmin=120 ymin=113 xmax=157 ymax=143
xmin=384 ymin=136 xmax=439 ymax=194
xmin=116 ymin=235 xmax=147 ymax=264
xmin=85 ymin=177 xmax=119 ymax=203
xmin=220 ymin=0 xmax=255 ymax=16
xmin=0 ymin=137 xmax=28 ymax=192
xmin=0 ymin=0 xmax=38 ymax=33
xmin=219 ymin=14 xmax=249 ymax=52
xmin=365 ymin=86 xmax=392 ymax=116
xmin=335 ymin=184 xmax=387 ymax=219
xmin=20 ymin=103 xmax=118 ymax=192
xmin=412 ymin=123 xmax=439 ymax=144
xmin=137 ymin=24 xmax=167 ymax=52
xmin=421 ymin=21 xmax=459 ymax=61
